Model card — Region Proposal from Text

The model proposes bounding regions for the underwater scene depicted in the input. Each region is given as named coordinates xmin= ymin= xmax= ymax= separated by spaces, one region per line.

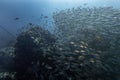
xmin=0 ymin=0 xmax=120 ymax=80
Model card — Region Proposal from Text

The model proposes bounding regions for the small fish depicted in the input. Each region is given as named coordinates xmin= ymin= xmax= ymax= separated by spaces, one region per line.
xmin=29 ymin=23 xmax=33 ymax=25
xmin=14 ymin=17 xmax=20 ymax=20
xmin=83 ymin=3 xmax=87 ymax=6
xmin=59 ymin=48 xmax=63 ymax=51
xmin=70 ymin=41 xmax=75 ymax=44
xmin=74 ymin=50 xmax=79 ymax=53
xmin=90 ymin=58 xmax=95 ymax=63
xmin=80 ymin=45 xmax=84 ymax=48
xmin=73 ymin=44 xmax=77 ymax=47
xmin=44 ymin=16 xmax=48 ymax=18
xmin=78 ymin=56 xmax=84 ymax=60
xmin=80 ymin=50 xmax=85 ymax=53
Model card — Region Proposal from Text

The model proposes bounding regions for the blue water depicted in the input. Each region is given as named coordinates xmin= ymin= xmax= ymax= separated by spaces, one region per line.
xmin=0 ymin=0 xmax=120 ymax=48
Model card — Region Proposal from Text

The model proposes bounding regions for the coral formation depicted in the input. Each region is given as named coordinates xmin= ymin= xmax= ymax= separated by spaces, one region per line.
xmin=14 ymin=26 xmax=56 ymax=80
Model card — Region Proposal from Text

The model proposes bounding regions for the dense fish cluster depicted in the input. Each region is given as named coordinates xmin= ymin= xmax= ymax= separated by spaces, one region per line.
xmin=53 ymin=7 xmax=120 ymax=41
xmin=0 ymin=7 xmax=120 ymax=80
xmin=53 ymin=7 xmax=120 ymax=80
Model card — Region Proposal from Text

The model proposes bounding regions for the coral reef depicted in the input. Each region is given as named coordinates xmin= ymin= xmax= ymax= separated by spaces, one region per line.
xmin=0 ymin=47 xmax=15 ymax=80
xmin=13 ymin=26 xmax=56 ymax=80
